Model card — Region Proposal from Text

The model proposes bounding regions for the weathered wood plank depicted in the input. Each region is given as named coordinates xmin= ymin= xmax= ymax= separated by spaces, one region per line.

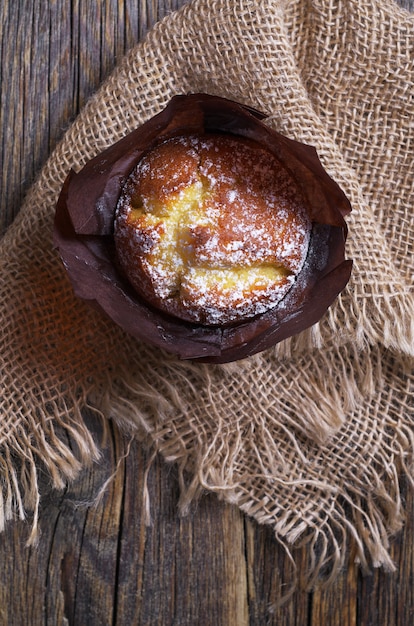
xmin=355 ymin=477 xmax=414 ymax=626
xmin=244 ymin=519 xmax=311 ymax=625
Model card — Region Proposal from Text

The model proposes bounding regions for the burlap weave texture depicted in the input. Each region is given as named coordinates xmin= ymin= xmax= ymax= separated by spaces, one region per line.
xmin=0 ymin=0 xmax=413 ymax=584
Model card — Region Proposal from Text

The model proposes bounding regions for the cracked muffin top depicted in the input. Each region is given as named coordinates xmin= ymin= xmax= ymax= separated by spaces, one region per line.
xmin=113 ymin=133 xmax=311 ymax=325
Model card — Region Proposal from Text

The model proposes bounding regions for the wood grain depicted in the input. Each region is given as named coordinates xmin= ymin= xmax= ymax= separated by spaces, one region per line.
xmin=1 ymin=1 xmax=413 ymax=624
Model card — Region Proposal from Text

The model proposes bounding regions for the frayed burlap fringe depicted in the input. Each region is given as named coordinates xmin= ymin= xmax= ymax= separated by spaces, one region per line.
xmin=1 ymin=0 xmax=413 ymax=588
xmin=107 ymin=344 xmax=414 ymax=585
xmin=0 ymin=388 xmax=102 ymax=545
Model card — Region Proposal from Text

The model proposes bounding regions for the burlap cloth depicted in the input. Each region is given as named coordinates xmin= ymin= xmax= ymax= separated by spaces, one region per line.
xmin=1 ymin=0 xmax=413 ymax=587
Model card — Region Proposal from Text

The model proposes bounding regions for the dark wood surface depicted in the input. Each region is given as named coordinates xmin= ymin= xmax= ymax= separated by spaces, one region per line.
xmin=1 ymin=2 xmax=413 ymax=624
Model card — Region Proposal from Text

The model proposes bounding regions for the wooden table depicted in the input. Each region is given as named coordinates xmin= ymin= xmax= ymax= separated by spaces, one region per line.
xmin=1 ymin=2 xmax=413 ymax=624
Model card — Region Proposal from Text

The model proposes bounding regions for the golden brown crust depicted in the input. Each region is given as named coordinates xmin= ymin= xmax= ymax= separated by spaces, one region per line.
xmin=114 ymin=133 xmax=311 ymax=325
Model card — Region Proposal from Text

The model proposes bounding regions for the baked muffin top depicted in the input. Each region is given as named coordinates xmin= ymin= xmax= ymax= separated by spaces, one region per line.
xmin=114 ymin=133 xmax=311 ymax=325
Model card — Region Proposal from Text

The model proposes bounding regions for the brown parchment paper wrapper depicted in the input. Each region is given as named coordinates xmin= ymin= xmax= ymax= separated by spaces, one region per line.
xmin=0 ymin=0 xmax=413 ymax=586
xmin=54 ymin=93 xmax=352 ymax=362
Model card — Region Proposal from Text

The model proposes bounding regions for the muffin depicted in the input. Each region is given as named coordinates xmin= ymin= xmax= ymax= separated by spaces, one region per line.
xmin=114 ymin=133 xmax=312 ymax=326
xmin=54 ymin=93 xmax=352 ymax=362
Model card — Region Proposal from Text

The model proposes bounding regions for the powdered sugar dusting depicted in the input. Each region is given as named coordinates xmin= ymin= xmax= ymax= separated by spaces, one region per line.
xmin=114 ymin=133 xmax=311 ymax=325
